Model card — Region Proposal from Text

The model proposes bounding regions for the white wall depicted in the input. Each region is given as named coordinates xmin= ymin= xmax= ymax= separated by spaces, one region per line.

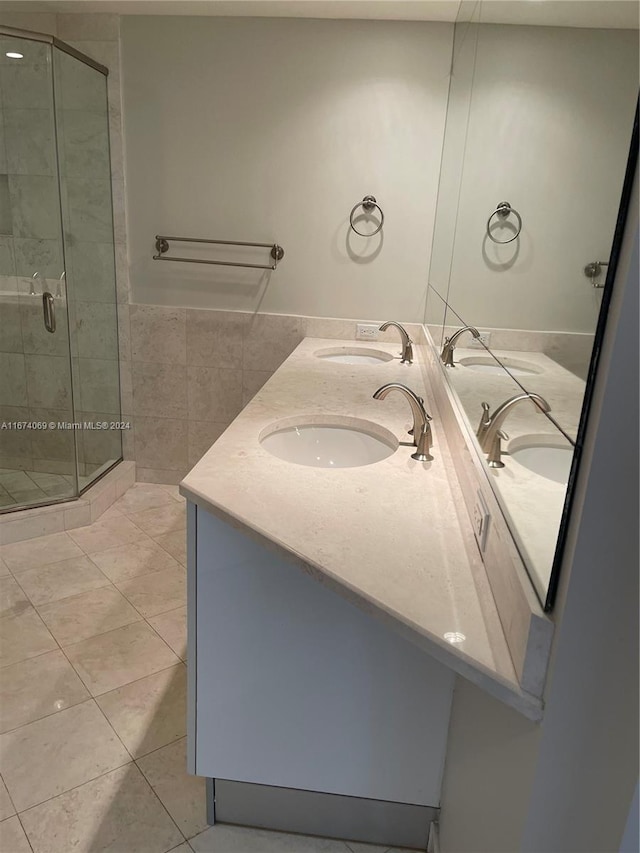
xmin=438 ymin=24 xmax=637 ymax=333
xmin=121 ymin=16 xmax=453 ymax=320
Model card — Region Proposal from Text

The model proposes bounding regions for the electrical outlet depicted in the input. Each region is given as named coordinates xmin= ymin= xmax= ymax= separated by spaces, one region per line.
xmin=356 ymin=323 xmax=379 ymax=341
xmin=472 ymin=490 xmax=490 ymax=553
xmin=469 ymin=331 xmax=491 ymax=349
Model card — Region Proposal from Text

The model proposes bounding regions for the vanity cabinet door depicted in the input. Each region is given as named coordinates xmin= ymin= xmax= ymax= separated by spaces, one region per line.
xmin=187 ymin=503 xmax=454 ymax=807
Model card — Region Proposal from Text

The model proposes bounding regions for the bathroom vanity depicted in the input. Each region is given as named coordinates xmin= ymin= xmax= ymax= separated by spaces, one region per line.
xmin=180 ymin=335 xmax=551 ymax=848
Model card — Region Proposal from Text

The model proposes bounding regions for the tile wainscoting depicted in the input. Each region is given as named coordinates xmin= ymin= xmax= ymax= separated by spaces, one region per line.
xmin=122 ymin=304 xmax=422 ymax=483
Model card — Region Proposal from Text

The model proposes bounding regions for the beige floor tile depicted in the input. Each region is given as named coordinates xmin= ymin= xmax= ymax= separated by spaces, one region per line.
xmin=90 ymin=540 xmax=180 ymax=583
xmin=0 ymin=776 xmax=14 ymax=820
xmin=0 ymin=576 xmax=30 ymax=618
xmin=0 ymin=531 xmax=83 ymax=573
xmin=158 ymin=484 xmax=186 ymax=503
xmin=138 ymin=737 xmax=207 ymax=839
xmin=64 ymin=621 xmax=180 ymax=696
xmin=0 ymin=699 xmax=130 ymax=812
xmin=96 ymin=505 xmax=124 ymax=521
xmin=0 ymin=649 xmax=89 ymax=734
xmin=114 ymin=483 xmax=178 ymax=516
xmin=0 ymin=608 xmax=57 ymax=668
xmin=190 ymin=825 xmax=350 ymax=852
xmin=155 ymin=530 xmax=187 ymax=566
xmin=148 ymin=606 xmax=187 ymax=660
xmin=20 ymin=763 xmax=183 ymax=853
xmin=37 ymin=586 xmax=142 ymax=646
xmin=117 ymin=567 xmax=186 ymax=618
xmin=97 ymin=664 xmax=186 ymax=759
xmin=168 ymin=845 xmax=192 ymax=852
xmin=129 ymin=502 xmax=186 ymax=537
xmin=0 ymin=557 xmax=10 ymax=577
xmin=15 ymin=555 xmax=110 ymax=607
xmin=0 ymin=816 xmax=31 ymax=853
xmin=68 ymin=515 xmax=150 ymax=555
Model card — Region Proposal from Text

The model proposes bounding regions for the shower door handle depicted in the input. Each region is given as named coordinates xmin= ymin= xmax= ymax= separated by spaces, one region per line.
xmin=42 ymin=292 xmax=56 ymax=333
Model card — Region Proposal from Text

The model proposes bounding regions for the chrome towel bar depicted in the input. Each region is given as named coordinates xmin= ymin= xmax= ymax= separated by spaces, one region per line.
xmin=153 ymin=236 xmax=285 ymax=270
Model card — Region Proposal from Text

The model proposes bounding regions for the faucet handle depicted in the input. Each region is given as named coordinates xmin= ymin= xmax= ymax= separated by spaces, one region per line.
xmin=476 ymin=402 xmax=491 ymax=438
xmin=411 ymin=420 xmax=434 ymax=463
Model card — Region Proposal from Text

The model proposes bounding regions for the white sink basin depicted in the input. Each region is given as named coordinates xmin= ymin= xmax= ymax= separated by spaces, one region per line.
xmin=260 ymin=419 xmax=397 ymax=468
xmin=315 ymin=347 xmax=394 ymax=365
xmin=508 ymin=436 xmax=573 ymax=485
xmin=458 ymin=356 xmax=541 ymax=377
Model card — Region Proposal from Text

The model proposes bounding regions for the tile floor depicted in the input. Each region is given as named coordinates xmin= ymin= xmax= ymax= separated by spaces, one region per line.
xmin=0 ymin=483 xmax=412 ymax=853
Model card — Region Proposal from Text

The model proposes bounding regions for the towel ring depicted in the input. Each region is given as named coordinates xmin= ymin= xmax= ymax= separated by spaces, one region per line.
xmin=486 ymin=201 xmax=522 ymax=244
xmin=350 ymin=195 xmax=384 ymax=237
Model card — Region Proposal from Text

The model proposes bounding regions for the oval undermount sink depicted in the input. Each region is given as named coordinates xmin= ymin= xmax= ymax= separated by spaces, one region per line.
xmin=458 ymin=356 xmax=542 ymax=377
xmin=260 ymin=418 xmax=397 ymax=468
xmin=315 ymin=347 xmax=394 ymax=365
xmin=508 ymin=436 xmax=573 ymax=485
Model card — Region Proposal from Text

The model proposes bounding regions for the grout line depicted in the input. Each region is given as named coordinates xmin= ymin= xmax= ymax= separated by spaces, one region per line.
xmin=73 ymin=638 xmax=182 ymax=699
xmin=0 ymin=770 xmax=20 ymax=824
xmin=1 ymin=531 xmax=84 ymax=576
xmin=137 ymin=767 xmax=187 ymax=846
xmin=14 ymin=811 xmax=36 ymax=852
xmin=113 ymin=571 xmax=186 ymax=622
xmin=14 ymin=754 xmax=134 ymax=820
xmin=10 ymin=564 xmax=113 ymax=610
xmin=0 ymin=687 xmax=91 ymax=738
xmin=68 ymin=531 xmax=155 ymax=558
xmin=133 ymin=732 xmax=187 ymax=767
xmin=91 ymin=690 xmax=140 ymax=764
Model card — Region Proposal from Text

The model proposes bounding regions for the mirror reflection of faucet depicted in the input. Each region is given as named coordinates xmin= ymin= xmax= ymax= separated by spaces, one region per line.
xmin=373 ymin=383 xmax=433 ymax=462
xmin=378 ymin=321 xmax=413 ymax=364
xmin=29 ymin=271 xmax=39 ymax=296
xmin=440 ymin=325 xmax=481 ymax=367
xmin=476 ymin=393 xmax=551 ymax=469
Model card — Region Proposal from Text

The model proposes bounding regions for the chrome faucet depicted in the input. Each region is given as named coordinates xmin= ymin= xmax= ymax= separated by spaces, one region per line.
xmin=373 ymin=383 xmax=433 ymax=462
xmin=440 ymin=325 xmax=481 ymax=367
xmin=379 ymin=321 xmax=413 ymax=364
xmin=477 ymin=393 xmax=551 ymax=468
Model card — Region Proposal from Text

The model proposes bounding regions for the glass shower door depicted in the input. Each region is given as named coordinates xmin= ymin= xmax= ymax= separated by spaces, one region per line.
xmin=0 ymin=34 xmax=78 ymax=509
xmin=0 ymin=27 xmax=122 ymax=512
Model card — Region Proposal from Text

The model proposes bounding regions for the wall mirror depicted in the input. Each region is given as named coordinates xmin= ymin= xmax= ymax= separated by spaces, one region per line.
xmin=425 ymin=0 xmax=639 ymax=610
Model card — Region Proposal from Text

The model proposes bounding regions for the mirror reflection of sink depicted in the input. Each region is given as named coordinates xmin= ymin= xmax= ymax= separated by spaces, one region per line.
xmin=458 ymin=356 xmax=542 ymax=377
xmin=508 ymin=436 xmax=573 ymax=485
xmin=260 ymin=419 xmax=397 ymax=468
xmin=315 ymin=347 xmax=394 ymax=365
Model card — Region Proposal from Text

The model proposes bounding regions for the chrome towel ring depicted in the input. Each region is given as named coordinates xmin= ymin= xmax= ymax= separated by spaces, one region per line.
xmin=486 ymin=201 xmax=522 ymax=244
xmin=349 ymin=195 xmax=384 ymax=236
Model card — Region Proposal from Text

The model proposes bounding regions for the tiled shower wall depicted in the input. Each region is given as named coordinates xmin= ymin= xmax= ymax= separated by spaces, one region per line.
xmin=0 ymin=12 xmax=132 ymax=476
xmin=0 ymin=37 xmax=75 ymax=475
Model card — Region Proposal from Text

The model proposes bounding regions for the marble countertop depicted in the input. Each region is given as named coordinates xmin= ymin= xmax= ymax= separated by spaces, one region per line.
xmin=444 ymin=347 xmax=584 ymax=594
xmin=181 ymin=338 xmax=543 ymax=718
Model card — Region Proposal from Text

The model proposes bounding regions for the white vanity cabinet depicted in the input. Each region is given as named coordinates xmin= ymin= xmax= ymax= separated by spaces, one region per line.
xmin=187 ymin=501 xmax=455 ymax=848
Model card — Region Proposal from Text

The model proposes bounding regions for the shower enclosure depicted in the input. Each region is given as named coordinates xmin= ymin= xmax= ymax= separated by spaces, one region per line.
xmin=0 ymin=26 xmax=122 ymax=512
